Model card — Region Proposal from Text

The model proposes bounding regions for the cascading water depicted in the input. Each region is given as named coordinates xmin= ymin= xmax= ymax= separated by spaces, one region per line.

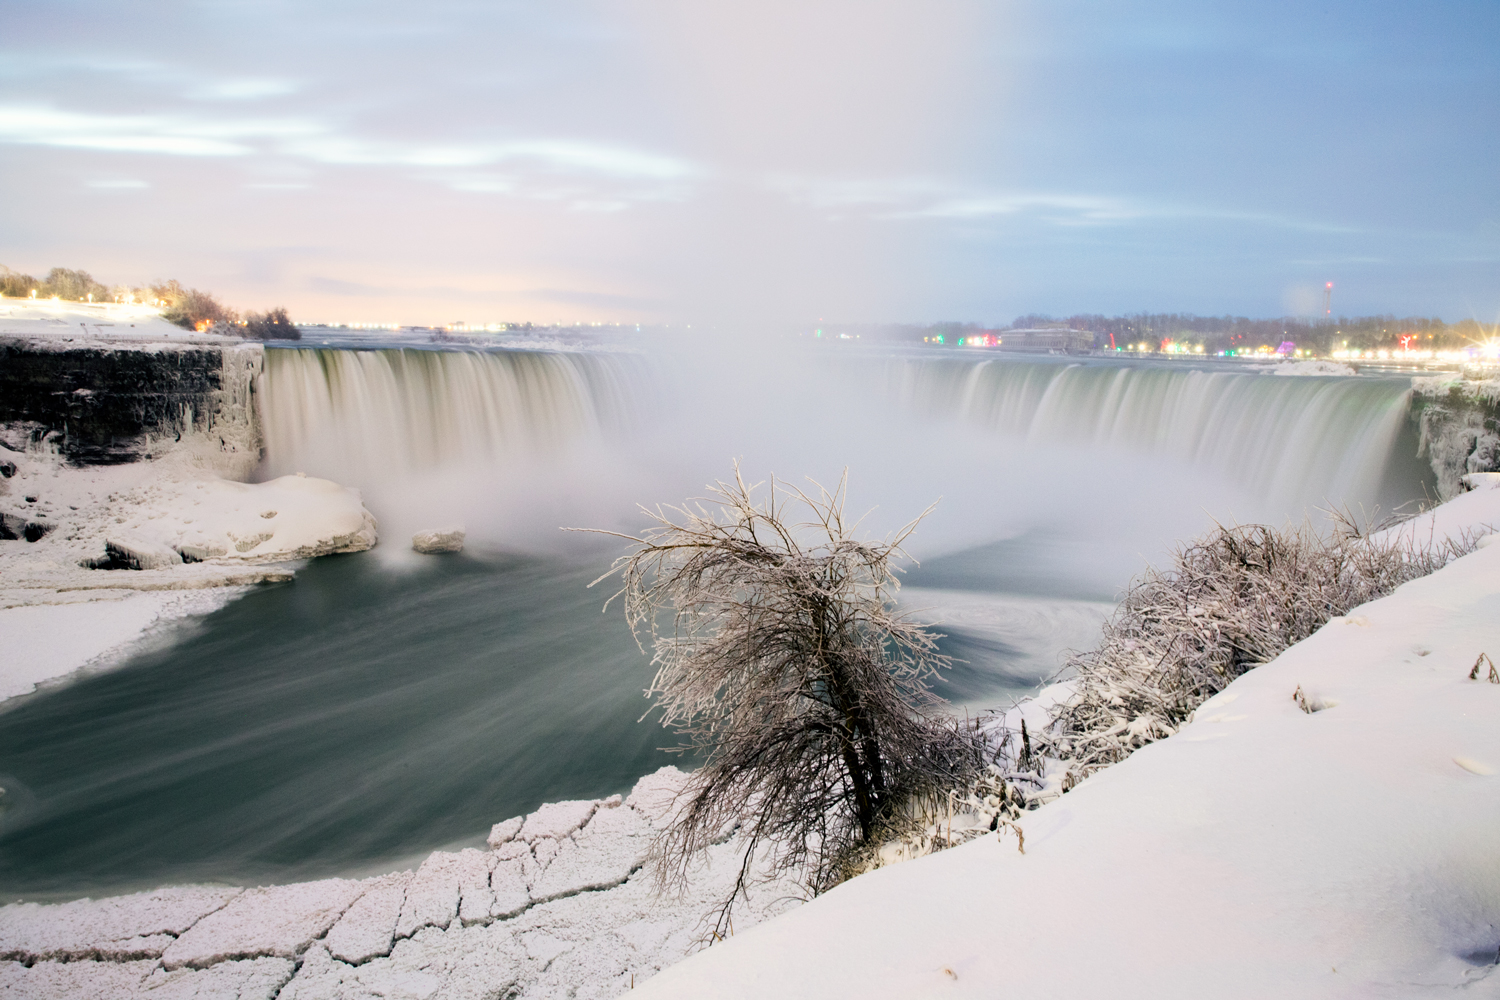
xmin=873 ymin=357 xmax=1417 ymax=509
xmin=259 ymin=347 xmax=643 ymax=481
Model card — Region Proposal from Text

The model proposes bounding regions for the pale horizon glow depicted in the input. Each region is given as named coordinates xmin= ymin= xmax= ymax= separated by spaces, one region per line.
xmin=0 ymin=1 xmax=1495 ymax=326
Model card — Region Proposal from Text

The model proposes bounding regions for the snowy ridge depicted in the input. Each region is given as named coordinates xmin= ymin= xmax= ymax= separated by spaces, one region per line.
xmin=635 ymin=488 xmax=1500 ymax=999
xmin=0 ymin=767 xmax=805 ymax=1000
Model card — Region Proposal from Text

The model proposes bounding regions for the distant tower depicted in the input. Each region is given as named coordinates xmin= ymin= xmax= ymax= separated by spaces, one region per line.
xmin=1323 ymin=282 xmax=1333 ymax=317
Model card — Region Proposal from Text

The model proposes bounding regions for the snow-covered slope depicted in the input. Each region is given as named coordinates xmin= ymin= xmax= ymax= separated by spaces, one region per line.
xmin=637 ymin=493 xmax=1500 ymax=998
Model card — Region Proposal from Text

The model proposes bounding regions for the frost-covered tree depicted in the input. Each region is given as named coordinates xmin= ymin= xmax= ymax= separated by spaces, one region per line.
xmin=589 ymin=466 xmax=982 ymax=930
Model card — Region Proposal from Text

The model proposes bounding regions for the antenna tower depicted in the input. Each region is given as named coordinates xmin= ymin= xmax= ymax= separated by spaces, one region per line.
xmin=1323 ymin=281 xmax=1333 ymax=317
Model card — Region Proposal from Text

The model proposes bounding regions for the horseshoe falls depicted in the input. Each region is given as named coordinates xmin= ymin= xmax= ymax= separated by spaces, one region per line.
xmin=0 ymin=346 xmax=1431 ymax=899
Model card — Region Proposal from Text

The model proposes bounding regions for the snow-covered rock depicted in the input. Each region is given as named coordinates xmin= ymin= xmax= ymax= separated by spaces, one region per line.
xmin=412 ymin=526 xmax=465 ymax=554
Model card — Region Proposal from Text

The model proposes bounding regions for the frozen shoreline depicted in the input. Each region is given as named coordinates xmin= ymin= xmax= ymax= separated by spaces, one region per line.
xmin=0 ymin=448 xmax=378 ymax=705
xmin=0 ymin=768 xmax=803 ymax=1000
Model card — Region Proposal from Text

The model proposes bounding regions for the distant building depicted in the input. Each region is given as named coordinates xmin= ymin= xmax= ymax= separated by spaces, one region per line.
xmin=997 ymin=328 xmax=1095 ymax=354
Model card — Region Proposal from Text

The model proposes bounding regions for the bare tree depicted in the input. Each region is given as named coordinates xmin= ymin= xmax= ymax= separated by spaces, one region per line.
xmin=585 ymin=466 xmax=983 ymax=932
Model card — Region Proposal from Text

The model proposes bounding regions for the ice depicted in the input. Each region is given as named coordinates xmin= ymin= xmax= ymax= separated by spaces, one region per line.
xmin=161 ymin=879 xmax=365 ymax=970
xmin=518 ymin=799 xmax=598 ymax=842
xmin=324 ymin=872 xmax=411 ymax=965
xmin=393 ymin=852 xmax=465 ymax=939
xmin=485 ymin=816 xmax=523 ymax=848
xmin=633 ymin=494 xmax=1500 ymax=999
xmin=0 ymin=959 xmax=156 ymax=999
xmin=0 ymin=885 xmax=241 ymax=963
xmin=624 ymin=766 xmax=690 ymax=827
xmin=139 ymin=957 xmax=294 ymax=999
xmin=411 ymin=527 xmax=465 ymax=554
xmin=0 ymin=449 xmax=377 ymax=705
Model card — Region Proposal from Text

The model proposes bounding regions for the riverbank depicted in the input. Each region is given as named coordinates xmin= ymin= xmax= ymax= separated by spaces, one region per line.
xmin=0 ymin=447 xmax=377 ymax=703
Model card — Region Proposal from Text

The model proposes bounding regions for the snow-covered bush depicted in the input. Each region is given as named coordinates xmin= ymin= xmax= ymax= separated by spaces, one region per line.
xmin=856 ymin=514 xmax=1482 ymax=871
xmin=1041 ymin=519 xmax=1475 ymax=778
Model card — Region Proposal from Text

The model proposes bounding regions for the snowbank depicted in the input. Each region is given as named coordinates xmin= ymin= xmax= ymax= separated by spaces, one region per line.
xmin=0 ymin=768 xmax=804 ymax=1000
xmin=1250 ymin=358 xmax=1358 ymax=376
xmin=636 ymin=490 xmax=1500 ymax=998
xmin=0 ymin=298 xmax=236 ymax=345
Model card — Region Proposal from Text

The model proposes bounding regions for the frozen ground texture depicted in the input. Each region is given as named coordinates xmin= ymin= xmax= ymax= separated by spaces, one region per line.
xmin=0 ymin=768 xmax=805 ymax=1000
xmin=636 ymin=483 xmax=1500 ymax=999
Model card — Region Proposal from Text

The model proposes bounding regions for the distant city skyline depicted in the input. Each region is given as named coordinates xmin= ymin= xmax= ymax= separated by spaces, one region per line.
xmin=1 ymin=1 xmax=1496 ymax=326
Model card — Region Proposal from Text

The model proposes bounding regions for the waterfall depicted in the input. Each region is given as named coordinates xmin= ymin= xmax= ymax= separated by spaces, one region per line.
xmin=257 ymin=347 xmax=644 ymax=482
xmin=872 ymin=357 xmax=1416 ymax=508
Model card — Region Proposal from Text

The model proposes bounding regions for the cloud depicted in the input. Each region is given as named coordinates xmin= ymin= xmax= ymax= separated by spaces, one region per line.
xmin=192 ymin=78 xmax=301 ymax=101
xmin=85 ymin=179 xmax=149 ymax=189
xmin=0 ymin=105 xmax=319 ymax=156
xmin=0 ymin=102 xmax=698 ymax=208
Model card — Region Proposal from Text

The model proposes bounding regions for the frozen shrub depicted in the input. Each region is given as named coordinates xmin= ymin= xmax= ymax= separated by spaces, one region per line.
xmin=242 ymin=307 xmax=302 ymax=340
xmin=1040 ymin=515 xmax=1480 ymax=781
xmin=856 ymin=513 xmax=1483 ymax=872
xmin=589 ymin=466 xmax=983 ymax=932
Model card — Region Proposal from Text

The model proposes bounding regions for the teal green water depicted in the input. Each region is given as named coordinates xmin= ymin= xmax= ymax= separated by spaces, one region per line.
xmin=0 ymin=546 xmax=1042 ymax=902
xmin=0 ymin=550 xmax=670 ymax=900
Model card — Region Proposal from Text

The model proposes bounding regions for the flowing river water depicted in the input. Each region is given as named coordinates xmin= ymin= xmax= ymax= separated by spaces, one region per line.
xmin=0 ymin=344 xmax=1433 ymax=899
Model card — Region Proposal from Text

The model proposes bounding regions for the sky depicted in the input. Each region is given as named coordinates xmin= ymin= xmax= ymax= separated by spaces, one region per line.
xmin=1 ymin=0 xmax=1496 ymax=326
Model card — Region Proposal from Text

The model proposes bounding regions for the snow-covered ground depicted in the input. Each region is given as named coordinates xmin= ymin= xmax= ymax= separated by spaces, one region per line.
xmin=636 ymin=486 xmax=1500 ymax=999
xmin=0 ymin=298 xmax=235 ymax=344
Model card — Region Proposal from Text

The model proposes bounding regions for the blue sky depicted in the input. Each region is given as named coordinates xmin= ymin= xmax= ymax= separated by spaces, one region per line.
xmin=1 ymin=1 xmax=1496 ymax=325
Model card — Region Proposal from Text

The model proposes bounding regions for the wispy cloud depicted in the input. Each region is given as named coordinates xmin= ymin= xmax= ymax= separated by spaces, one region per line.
xmin=86 ymin=178 xmax=149 ymax=189
xmin=0 ymin=103 xmax=698 ymax=207
xmin=0 ymin=105 xmax=318 ymax=156
xmin=768 ymin=174 xmax=1359 ymax=234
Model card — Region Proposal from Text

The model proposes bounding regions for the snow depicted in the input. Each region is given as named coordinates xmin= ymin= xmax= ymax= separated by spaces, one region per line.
xmin=161 ymin=880 xmax=368 ymax=970
xmin=1249 ymin=359 xmax=1358 ymax=376
xmin=8 ymin=469 xmax=1500 ymax=997
xmin=635 ymin=489 xmax=1500 ymax=999
xmin=0 ymin=299 xmax=237 ymax=345
xmin=0 ymin=589 xmax=238 ymax=701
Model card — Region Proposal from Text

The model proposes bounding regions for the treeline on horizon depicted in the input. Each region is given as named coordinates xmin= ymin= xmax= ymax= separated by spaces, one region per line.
xmin=0 ymin=265 xmax=300 ymax=341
